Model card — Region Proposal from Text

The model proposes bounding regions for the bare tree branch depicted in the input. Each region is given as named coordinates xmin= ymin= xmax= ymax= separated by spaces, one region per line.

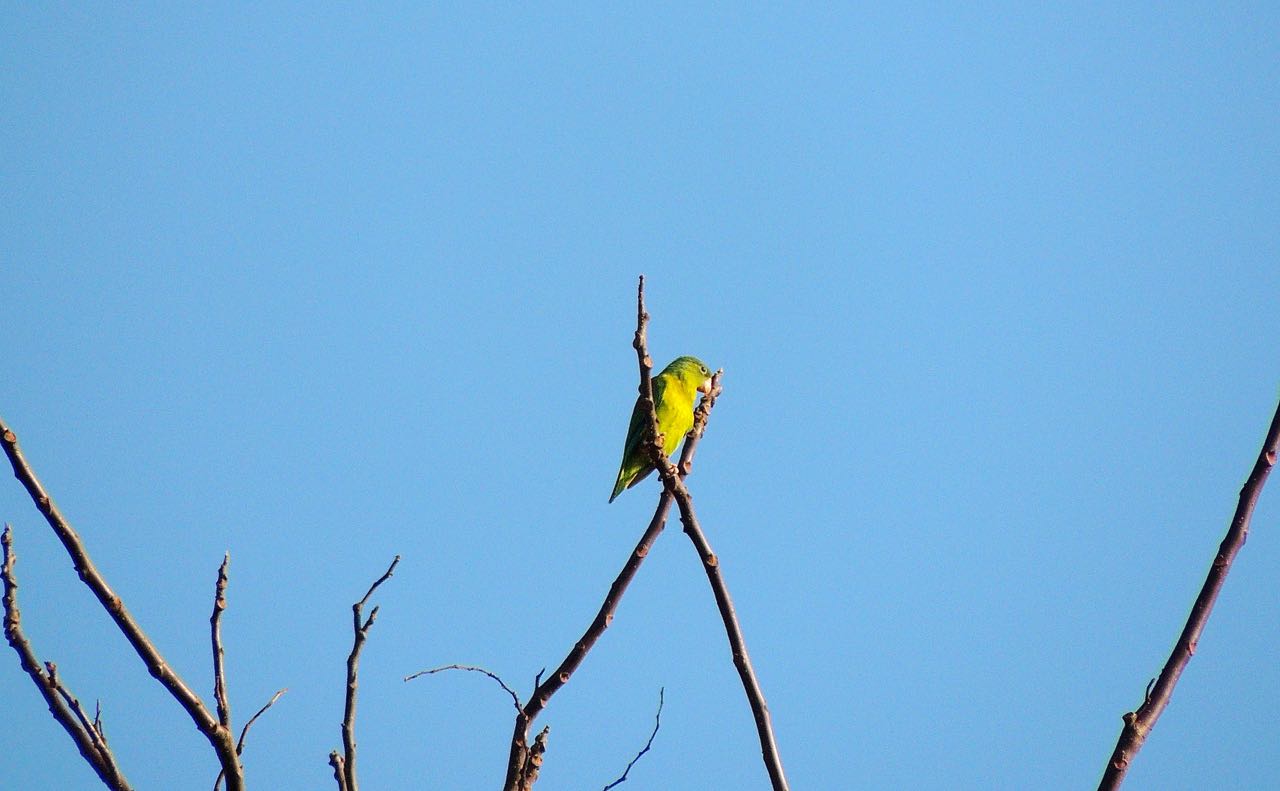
xmin=215 ymin=688 xmax=287 ymax=791
xmin=404 ymin=664 xmax=522 ymax=713
xmin=211 ymin=553 xmax=232 ymax=731
xmin=514 ymin=489 xmax=675 ymax=722
xmin=632 ymin=274 xmax=666 ymax=485
xmin=665 ymin=455 xmax=790 ymax=791
xmin=602 ymin=687 xmax=664 ymax=790
xmin=0 ymin=416 xmax=243 ymax=789
xmin=1098 ymin=396 xmax=1280 ymax=789
xmin=2 ymin=525 xmax=133 ymax=791
xmin=334 ymin=555 xmax=400 ymax=791
xmin=237 ymin=687 xmax=287 ymax=756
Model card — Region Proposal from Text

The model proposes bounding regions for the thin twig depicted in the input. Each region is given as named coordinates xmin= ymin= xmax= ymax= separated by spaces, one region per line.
xmin=215 ymin=688 xmax=287 ymax=791
xmin=335 ymin=555 xmax=400 ymax=791
xmin=633 ymin=276 xmax=668 ymax=486
xmin=404 ymin=664 xmax=522 ymax=713
xmin=211 ymin=553 xmax=232 ymax=730
xmin=2 ymin=525 xmax=133 ymax=791
xmin=48 ymin=660 xmax=112 ymax=764
xmin=1098 ymin=397 xmax=1280 ymax=789
xmin=602 ymin=688 xmax=664 ymax=790
xmin=500 ymin=275 xmax=725 ymax=791
xmin=237 ymin=687 xmax=287 ymax=755
xmin=0 ymin=417 xmax=243 ymax=790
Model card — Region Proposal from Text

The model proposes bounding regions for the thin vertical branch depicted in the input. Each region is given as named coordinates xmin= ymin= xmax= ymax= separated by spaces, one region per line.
xmin=1098 ymin=397 xmax=1280 ymax=789
xmin=0 ymin=416 xmax=242 ymax=789
xmin=2 ymin=525 xmax=133 ymax=791
xmin=211 ymin=553 xmax=232 ymax=731
xmin=334 ymin=555 xmax=400 ymax=791
xmin=632 ymin=275 xmax=665 ymax=483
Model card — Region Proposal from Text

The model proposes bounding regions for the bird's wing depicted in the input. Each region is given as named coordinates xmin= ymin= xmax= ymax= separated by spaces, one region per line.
xmin=622 ymin=373 xmax=669 ymax=458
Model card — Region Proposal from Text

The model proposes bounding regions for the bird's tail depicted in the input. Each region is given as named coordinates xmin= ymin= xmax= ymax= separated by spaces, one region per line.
xmin=608 ymin=465 xmax=652 ymax=503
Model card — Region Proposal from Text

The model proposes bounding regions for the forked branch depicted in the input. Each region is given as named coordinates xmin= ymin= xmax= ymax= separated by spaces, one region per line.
xmin=631 ymin=279 xmax=789 ymax=791
xmin=2 ymin=525 xmax=132 ymax=791
xmin=0 ymin=416 xmax=242 ymax=789
xmin=215 ymin=688 xmax=287 ymax=791
xmin=498 ymin=276 xmax=724 ymax=791
xmin=331 ymin=555 xmax=400 ymax=791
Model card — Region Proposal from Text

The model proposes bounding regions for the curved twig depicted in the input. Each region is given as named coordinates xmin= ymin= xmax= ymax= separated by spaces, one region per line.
xmin=1098 ymin=397 xmax=1280 ymax=789
xmin=236 ymin=688 xmax=287 ymax=755
xmin=602 ymin=687 xmax=664 ymax=790
xmin=404 ymin=664 xmax=522 ymax=713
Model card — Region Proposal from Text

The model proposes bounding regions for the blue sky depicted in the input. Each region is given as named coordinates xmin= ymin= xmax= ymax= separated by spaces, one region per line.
xmin=3 ymin=4 xmax=1279 ymax=790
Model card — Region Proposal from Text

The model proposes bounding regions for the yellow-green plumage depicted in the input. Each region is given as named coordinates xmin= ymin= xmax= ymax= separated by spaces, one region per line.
xmin=610 ymin=356 xmax=713 ymax=503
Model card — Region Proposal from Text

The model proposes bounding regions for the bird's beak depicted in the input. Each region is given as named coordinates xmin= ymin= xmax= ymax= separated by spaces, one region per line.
xmin=698 ymin=377 xmax=712 ymax=394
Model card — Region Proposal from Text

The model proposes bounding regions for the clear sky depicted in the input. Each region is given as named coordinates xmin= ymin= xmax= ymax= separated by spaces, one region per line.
xmin=4 ymin=4 xmax=1279 ymax=790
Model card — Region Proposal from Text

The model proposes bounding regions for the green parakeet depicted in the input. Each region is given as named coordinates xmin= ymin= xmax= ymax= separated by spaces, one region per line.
xmin=610 ymin=356 xmax=714 ymax=503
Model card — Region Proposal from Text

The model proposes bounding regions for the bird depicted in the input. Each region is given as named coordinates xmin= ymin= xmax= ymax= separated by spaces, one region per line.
xmin=610 ymin=355 xmax=714 ymax=502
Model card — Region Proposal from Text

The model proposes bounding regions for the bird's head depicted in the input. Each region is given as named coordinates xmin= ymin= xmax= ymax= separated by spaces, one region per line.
xmin=662 ymin=356 xmax=714 ymax=394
